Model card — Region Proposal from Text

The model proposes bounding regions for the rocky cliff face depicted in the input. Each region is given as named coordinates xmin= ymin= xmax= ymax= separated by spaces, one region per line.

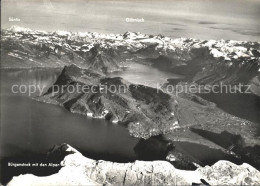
xmin=39 ymin=64 xmax=180 ymax=139
xmin=82 ymin=44 xmax=124 ymax=73
xmin=8 ymin=144 xmax=260 ymax=186
xmin=38 ymin=65 xmax=259 ymax=147
xmin=35 ymin=64 xmax=260 ymax=170
xmin=3 ymin=27 xmax=260 ymax=179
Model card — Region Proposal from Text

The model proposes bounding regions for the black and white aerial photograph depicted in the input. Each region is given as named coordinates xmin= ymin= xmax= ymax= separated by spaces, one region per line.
xmin=1 ymin=0 xmax=260 ymax=185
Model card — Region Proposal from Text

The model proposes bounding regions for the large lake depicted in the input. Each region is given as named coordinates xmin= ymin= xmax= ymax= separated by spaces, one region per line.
xmin=0 ymin=68 xmax=140 ymax=162
xmin=0 ymin=63 xmax=182 ymax=162
xmin=0 ymin=67 xmax=140 ymax=184
xmin=0 ymin=64 xmax=249 ymax=183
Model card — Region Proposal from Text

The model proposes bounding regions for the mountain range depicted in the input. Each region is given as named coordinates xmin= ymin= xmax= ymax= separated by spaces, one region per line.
xmin=2 ymin=26 xmax=260 ymax=94
xmin=2 ymin=26 xmax=260 ymax=181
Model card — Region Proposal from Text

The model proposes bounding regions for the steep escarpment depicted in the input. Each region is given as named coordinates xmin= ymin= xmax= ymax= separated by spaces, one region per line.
xmin=8 ymin=144 xmax=260 ymax=186
xmin=85 ymin=44 xmax=123 ymax=73
xmin=38 ymin=65 xmax=259 ymax=150
xmin=38 ymin=64 xmax=180 ymax=139
xmin=4 ymin=27 xmax=260 ymax=178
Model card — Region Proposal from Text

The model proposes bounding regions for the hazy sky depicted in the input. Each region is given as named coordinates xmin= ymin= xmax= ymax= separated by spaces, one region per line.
xmin=2 ymin=0 xmax=260 ymax=41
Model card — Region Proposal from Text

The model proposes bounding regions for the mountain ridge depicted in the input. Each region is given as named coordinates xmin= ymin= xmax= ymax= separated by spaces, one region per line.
xmin=2 ymin=26 xmax=259 ymax=91
xmin=7 ymin=143 xmax=260 ymax=186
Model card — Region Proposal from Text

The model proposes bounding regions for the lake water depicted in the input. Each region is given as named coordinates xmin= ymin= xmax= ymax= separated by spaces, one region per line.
xmin=110 ymin=63 xmax=183 ymax=88
xmin=198 ymin=92 xmax=260 ymax=126
xmin=0 ymin=68 xmax=141 ymax=184
xmin=0 ymin=66 xmax=250 ymax=184
xmin=0 ymin=68 xmax=140 ymax=162
xmin=0 ymin=64 xmax=182 ymax=164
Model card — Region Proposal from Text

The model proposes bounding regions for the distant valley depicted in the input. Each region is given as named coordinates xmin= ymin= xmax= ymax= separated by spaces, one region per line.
xmin=1 ymin=26 xmax=260 ymax=184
